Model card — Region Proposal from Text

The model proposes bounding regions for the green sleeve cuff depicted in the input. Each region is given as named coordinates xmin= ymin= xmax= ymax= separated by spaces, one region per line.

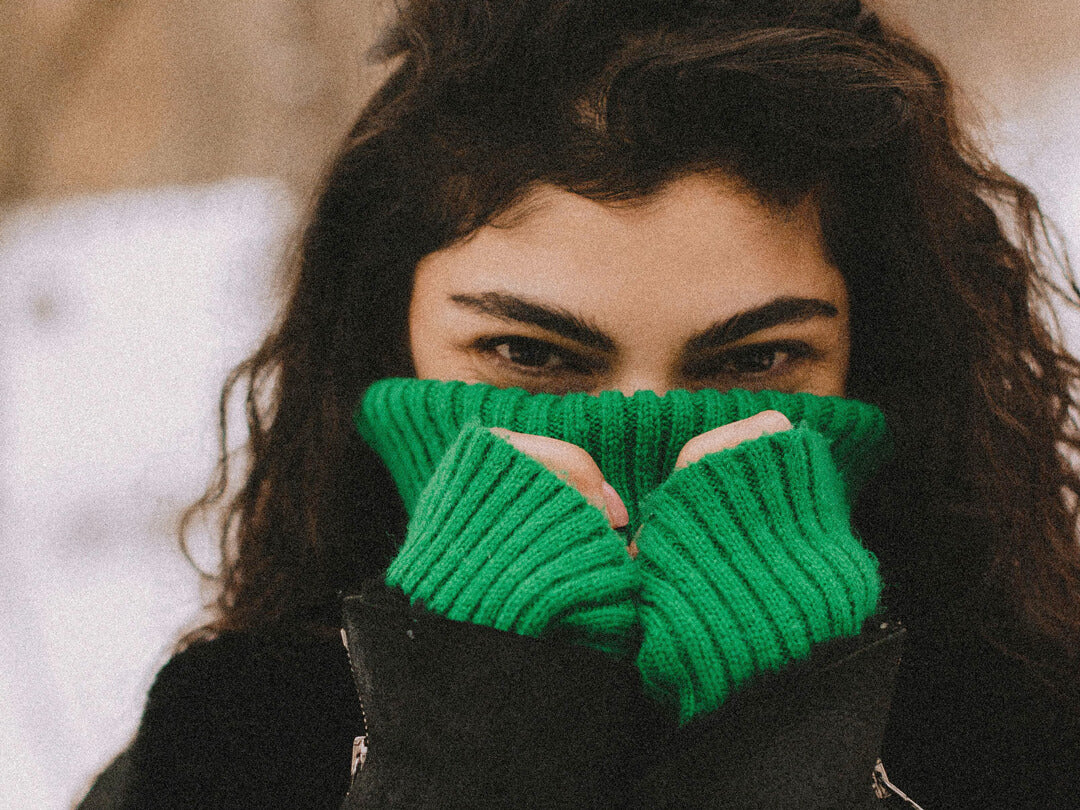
xmin=635 ymin=427 xmax=881 ymax=723
xmin=386 ymin=422 xmax=638 ymax=654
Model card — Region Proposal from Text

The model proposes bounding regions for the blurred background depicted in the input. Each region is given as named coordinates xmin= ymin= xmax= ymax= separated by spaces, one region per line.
xmin=1 ymin=1 xmax=1078 ymax=806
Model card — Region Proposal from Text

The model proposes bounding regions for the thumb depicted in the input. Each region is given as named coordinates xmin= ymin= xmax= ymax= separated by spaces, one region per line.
xmin=674 ymin=410 xmax=793 ymax=470
xmin=488 ymin=428 xmax=629 ymax=529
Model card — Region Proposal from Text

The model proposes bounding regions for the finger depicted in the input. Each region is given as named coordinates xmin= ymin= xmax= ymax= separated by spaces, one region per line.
xmin=601 ymin=481 xmax=630 ymax=530
xmin=489 ymin=428 xmax=629 ymax=528
xmin=675 ymin=410 xmax=793 ymax=470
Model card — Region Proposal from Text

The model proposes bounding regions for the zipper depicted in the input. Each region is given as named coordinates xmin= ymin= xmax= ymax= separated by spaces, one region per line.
xmin=872 ymin=759 xmax=925 ymax=808
xmin=340 ymin=628 xmax=369 ymax=782
xmin=350 ymin=735 xmax=369 ymax=780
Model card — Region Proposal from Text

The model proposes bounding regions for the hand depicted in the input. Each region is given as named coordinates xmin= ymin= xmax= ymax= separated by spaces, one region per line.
xmin=489 ymin=428 xmax=630 ymax=530
xmin=386 ymin=421 xmax=639 ymax=653
xmin=488 ymin=412 xmax=791 ymax=540
xmin=632 ymin=414 xmax=881 ymax=723
xmin=674 ymin=409 xmax=793 ymax=469
xmin=625 ymin=410 xmax=794 ymax=558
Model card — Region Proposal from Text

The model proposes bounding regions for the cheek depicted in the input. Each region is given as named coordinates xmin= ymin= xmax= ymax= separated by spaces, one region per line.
xmin=820 ymin=318 xmax=851 ymax=398
xmin=408 ymin=283 xmax=479 ymax=382
xmin=819 ymin=363 xmax=848 ymax=398
xmin=408 ymin=323 xmax=439 ymax=378
xmin=408 ymin=315 xmax=455 ymax=381
xmin=838 ymin=323 xmax=852 ymax=395
xmin=407 ymin=275 xmax=446 ymax=378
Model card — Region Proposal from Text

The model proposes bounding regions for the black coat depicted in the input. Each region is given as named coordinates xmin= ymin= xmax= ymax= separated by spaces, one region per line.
xmin=79 ymin=581 xmax=1077 ymax=809
xmin=337 ymin=583 xmax=904 ymax=809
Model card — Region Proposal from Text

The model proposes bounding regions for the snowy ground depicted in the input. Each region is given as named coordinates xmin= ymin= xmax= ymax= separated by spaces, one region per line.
xmin=0 ymin=80 xmax=1077 ymax=808
xmin=0 ymin=179 xmax=293 ymax=808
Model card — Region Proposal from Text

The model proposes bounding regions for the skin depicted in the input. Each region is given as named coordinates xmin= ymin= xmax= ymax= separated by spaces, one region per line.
xmin=410 ymin=173 xmax=850 ymax=546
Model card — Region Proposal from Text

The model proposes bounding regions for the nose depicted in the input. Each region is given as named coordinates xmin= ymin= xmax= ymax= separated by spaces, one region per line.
xmin=595 ymin=375 xmax=676 ymax=398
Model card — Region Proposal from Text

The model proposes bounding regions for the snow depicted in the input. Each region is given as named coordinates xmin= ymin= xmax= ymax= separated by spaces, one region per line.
xmin=0 ymin=178 xmax=293 ymax=808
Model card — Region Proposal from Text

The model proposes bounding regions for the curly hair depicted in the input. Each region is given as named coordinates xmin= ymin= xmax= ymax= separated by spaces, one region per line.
xmin=180 ymin=0 xmax=1080 ymax=675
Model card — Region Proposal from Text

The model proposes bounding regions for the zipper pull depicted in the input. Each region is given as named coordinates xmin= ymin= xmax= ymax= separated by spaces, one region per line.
xmin=351 ymin=735 xmax=369 ymax=778
xmin=872 ymin=759 xmax=925 ymax=808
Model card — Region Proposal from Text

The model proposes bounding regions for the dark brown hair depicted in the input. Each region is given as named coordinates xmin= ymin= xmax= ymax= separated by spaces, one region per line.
xmin=181 ymin=0 xmax=1080 ymax=672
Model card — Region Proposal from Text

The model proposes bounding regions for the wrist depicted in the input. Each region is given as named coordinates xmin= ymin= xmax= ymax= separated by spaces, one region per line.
xmin=635 ymin=427 xmax=881 ymax=722
xmin=387 ymin=422 xmax=637 ymax=651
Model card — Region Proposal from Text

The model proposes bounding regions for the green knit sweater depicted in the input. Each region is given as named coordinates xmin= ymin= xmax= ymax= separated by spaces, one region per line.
xmin=355 ymin=377 xmax=892 ymax=722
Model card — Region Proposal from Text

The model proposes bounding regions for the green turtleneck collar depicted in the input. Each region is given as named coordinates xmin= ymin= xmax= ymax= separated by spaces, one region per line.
xmin=354 ymin=377 xmax=891 ymax=527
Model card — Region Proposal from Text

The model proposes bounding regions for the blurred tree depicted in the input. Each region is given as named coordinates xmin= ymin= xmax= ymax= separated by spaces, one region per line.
xmin=0 ymin=0 xmax=388 ymax=207
xmin=0 ymin=1 xmax=1077 ymax=208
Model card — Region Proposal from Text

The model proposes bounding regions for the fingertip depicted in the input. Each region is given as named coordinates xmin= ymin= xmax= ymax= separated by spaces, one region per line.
xmin=755 ymin=409 xmax=793 ymax=433
xmin=602 ymin=481 xmax=629 ymax=529
xmin=674 ymin=409 xmax=795 ymax=469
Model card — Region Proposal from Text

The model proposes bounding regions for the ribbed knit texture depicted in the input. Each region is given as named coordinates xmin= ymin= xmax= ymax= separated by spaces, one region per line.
xmin=635 ymin=427 xmax=882 ymax=724
xmin=358 ymin=378 xmax=891 ymax=699
xmin=385 ymin=421 xmax=638 ymax=656
xmin=356 ymin=377 xmax=890 ymax=528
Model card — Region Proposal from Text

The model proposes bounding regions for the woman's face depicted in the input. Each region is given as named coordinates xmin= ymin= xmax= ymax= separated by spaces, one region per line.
xmin=409 ymin=174 xmax=850 ymax=397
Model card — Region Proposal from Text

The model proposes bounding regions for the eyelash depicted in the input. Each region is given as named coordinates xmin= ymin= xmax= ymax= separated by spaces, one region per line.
xmin=473 ymin=336 xmax=597 ymax=376
xmin=685 ymin=341 xmax=817 ymax=379
xmin=473 ymin=335 xmax=817 ymax=379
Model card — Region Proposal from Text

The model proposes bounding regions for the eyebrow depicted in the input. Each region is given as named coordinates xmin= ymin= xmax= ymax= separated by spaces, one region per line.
xmin=450 ymin=291 xmax=837 ymax=353
xmin=683 ymin=297 xmax=839 ymax=353
xmin=450 ymin=292 xmax=617 ymax=352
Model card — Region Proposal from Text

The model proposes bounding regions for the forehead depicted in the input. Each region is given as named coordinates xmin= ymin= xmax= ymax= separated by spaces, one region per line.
xmin=413 ymin=174 xmax=847 ymax=328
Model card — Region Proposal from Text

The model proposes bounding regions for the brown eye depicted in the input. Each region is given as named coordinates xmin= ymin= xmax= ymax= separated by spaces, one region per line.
xmin=723 ymin=346 xmax=783 ymax=374
xmin=493 ymin=337 xmax=565 ymax=370
xmin=686 ymin=340 xmax=816 ymax=380
xmin=472 ymin=335 xmax=599 ymax=377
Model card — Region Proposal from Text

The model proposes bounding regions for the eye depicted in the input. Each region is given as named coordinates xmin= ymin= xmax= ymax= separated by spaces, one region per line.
xmin=722 ymin=346 xmax=786 ymax=374
xmin=475 ymin=336 xmax=593 ymax=375
xmin=688 ymin=341 xmax=816 ymax=379
xmin=495 ymin=337 xmax=563 ymax=370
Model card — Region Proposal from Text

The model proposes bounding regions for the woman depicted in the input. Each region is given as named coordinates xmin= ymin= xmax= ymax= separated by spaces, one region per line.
xmin=82 ymin=0 xmax=1080 ymax=807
